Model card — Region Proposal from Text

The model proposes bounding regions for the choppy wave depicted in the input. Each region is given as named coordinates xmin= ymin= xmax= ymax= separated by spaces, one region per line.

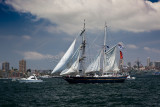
xmin=0 ymin=75 xmax=160 ymax=107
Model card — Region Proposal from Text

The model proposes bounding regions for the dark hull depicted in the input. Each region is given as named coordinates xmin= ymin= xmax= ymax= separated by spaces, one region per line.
xmin=63 ymin=76 xmax=127 ymax=84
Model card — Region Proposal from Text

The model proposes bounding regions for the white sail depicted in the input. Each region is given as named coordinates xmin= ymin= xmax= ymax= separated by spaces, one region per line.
xmin=60 ymin=49 xmax=80 ymax=76
xmin=85 ymin=51 xmax=102 ymax=73
xmin=113 ymin=60 xmax=120 ymax=72
xmin=51 ymin=39 xmax=76 ymax=74
xmin=104 ymin=45 xmax=117 ymax=73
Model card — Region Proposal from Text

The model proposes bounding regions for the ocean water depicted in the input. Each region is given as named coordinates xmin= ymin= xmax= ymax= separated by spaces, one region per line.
xmin=0 ymin=75 xmax=160 ymax=107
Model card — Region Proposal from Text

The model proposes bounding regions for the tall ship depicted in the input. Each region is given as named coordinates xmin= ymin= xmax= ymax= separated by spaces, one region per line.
xmin=51 ymin=21 xmax=127 ymax=83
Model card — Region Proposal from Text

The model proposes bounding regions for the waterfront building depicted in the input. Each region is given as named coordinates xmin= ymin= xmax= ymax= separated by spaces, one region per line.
xmin=2 ymin=62 xmax=9 ymax=72
xmin=154 ymin=61 xmax=160 ymax=70
xmin=149 ymin=62 xmax=154 ymax=67
xmin=19 ymin=59 xmax=26 ymax=73
xmin=139 ymin=66 xmax=145 ymax=71
xmin=135 ymin=58 xmax=140 ymax=70
xmin=147 ymin=57 xmax=150 ymax=67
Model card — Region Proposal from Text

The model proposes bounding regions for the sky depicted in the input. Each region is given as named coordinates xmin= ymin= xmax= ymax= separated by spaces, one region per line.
xmin=0 ymin=0 xmax=160 ymax=70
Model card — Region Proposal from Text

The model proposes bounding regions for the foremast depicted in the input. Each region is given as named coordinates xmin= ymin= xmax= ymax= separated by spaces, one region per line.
xmin=79 ymin=20 xmax=86 ymax=76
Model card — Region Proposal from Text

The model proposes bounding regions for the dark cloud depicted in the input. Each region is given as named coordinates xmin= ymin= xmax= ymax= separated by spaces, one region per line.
xmin=147 ymin=0 xmax=159 ymax=3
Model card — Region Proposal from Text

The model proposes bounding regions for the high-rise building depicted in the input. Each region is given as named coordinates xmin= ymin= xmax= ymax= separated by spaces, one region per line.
xmin=135 ymin=58 xmax=140 ymax=70
xmin=2 ymin=62 xmax=9 ymax=72
xmin=147 ymin=57 xmax=150 ymax=67
xmin=19 ymin=59 xmax=26 ymax=73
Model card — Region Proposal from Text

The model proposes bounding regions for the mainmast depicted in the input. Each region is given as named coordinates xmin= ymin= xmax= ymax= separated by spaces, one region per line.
xmin=103 ymin=23 xmax=107 ymax=75
xmin=79 ymin=20 xmax=86 ymax=76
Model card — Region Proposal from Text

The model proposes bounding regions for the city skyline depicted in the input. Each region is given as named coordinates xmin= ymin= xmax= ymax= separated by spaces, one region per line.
xmin=0 ymin=0 xmax=160 ymax=70
xmin=0 ymin=57 xmax=158 ymax=71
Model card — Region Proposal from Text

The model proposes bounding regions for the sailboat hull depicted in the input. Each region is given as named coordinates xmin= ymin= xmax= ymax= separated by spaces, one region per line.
xmin=63 ymin=76 xmax=127 ymax=84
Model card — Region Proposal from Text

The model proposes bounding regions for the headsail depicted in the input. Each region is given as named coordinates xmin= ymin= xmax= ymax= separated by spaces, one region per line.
xmin=60 ymin=48 xmax=80 ymax=76
xmin=85 ymin=51 xmax=102 ymax=73
xmin=104 ymin=45 xmax=117 ymax=73
xmin=51 ymin=39 xmax=76 ymax=74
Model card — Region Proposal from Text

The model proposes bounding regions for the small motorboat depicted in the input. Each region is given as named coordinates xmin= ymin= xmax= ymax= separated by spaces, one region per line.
xmin=127 ymin=75 xmax=136 ymax=80
xmin=18 ymin=74 xmax=43 ymax=83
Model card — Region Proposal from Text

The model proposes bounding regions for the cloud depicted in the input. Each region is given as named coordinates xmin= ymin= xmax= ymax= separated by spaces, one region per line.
xmin=22 ymin=35 xmax=31 ymax=40
xmin=144 ymin=47 xmax=160 ymax=54
xmin=144 ymin=47 xmax=150 ymax=51
xmin=23 ymin=51 xmax=52 ymax=60
xmin=126 ymin=44 xmax=138 ymax=49
xmin=5 ymin=0 xmax=160 ymax=35
xmin=22 ymin=51 xmax=64 ymax=61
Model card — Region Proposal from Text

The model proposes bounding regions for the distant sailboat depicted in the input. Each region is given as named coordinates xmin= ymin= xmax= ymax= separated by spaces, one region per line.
xmin=52 ymin=21 xmax=127 ymax=83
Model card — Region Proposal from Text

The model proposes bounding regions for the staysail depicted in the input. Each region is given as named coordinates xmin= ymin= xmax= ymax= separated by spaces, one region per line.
xmin=51 ymin=39 xmax=76 ymax=74
xmin=85 ymin=51 xmax=102 ymax=73
xmin=112 ymin=59 xmax=120 ymax=72
xmin=104 ymin=45 xmax=117 ymax=73
xmin=60 ymin=48 xmax=80 ymax=75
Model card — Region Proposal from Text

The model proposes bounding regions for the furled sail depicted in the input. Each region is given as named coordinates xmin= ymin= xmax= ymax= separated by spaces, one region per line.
xmin=104 ymin=45 xmax=117 ymax=73
xmin=85 ymin=51 xmax=102 ymax=73
xmin=51 ymin=39 xmax=76 ymax=74
xmin=60 ymin=48 xmax=80 ymax=76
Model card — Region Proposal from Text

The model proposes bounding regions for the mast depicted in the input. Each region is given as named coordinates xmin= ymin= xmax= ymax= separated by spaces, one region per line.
xmin=103 ymin=23 xmax=107 ymax=75
xmin=79 ymin=20 xmax=86 ymax=76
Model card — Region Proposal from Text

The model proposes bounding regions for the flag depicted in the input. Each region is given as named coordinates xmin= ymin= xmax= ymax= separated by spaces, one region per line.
xmin=120 ymin=51 xmax=123 ymax=59
xmin=118 ymin=42 xmax=124 ymax=49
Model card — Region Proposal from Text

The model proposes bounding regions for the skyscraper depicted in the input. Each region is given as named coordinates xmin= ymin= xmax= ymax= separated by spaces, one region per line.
xmin=147 ymin=57 xmax=150 ymax=67
xmin=2 ymin=62 xmax=9 ymax=72
xmin=19 ymin=59 xmax=26 ymax=73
